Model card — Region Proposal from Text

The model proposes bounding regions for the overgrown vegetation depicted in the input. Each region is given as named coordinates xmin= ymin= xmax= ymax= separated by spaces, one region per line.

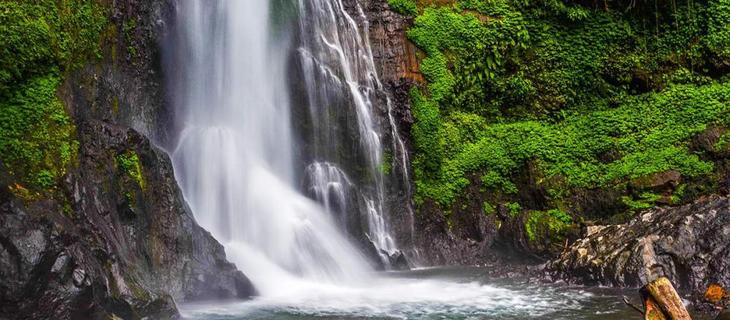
xmin=406 ymin=0 xmax=730 ymax=231
xmin=0 ymin=0 xmax=107 ymax=193
xmin=117 ymin=151 xmax=145 ymax=189
xmin=388 ymin=0 xmax=418 ymax=16
xmin=0 ymin=75 xmax=77 ymax=192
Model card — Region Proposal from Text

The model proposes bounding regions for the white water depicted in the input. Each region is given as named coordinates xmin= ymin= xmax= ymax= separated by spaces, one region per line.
xmin=297 ymin=0 xmax=401 ymax=262
xmin=171 ymin=0 xmax=373 ymax=292
xmin=178 ymin=267 xmax=619 ymax=319
xmin=180 ymin=278 xmax=591 ymax=319
xmin=169 ymin=0 xmax=600 ymax=318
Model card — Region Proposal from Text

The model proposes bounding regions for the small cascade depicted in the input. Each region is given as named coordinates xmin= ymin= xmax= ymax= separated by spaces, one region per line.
xmin=296 ymin=0 xmax=413 ymax=267
xmin=304 ymin=162 xmax=352 ymax=225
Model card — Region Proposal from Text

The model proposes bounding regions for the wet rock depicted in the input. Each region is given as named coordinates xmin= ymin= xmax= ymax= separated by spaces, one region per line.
xmin=389 ymin=251 xmax=410 ymax=270
xmin=63 ymin=0 xmax=175 ymax=146
xmin=344 ymin=0 xmax=422 ymax=84
xmin=72 ymin=268 xmax=88 ymax=288
xmin=546 ymin=194 xmax=730 ymax=303
xmin=410 ymin=196 xmax=496 ymax=266
xmin=0 ymin=121 xmax=255 ymax=319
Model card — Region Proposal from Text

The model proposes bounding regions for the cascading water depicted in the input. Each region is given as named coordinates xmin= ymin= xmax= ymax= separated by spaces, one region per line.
xmin=296 ymin=0 xmax=405 ymax=265
xmin=168 ymin=0 xmax=606 ymax=318
xmin=171 ymin=0 xmax=373 ymax=292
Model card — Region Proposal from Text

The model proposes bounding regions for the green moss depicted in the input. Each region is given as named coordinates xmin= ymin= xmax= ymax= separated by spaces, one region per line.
xmin=123 ymin=18 xmax=137 ymax=57
xmin=379 ymin=151 xmax=393 ymax=175
xmin=715 ymin=131 xmax=730 ymax=151
xmin=524 ymin=209 xmax=573 ymax=243
xmin=407 ymin=3 xmax=528 ymax=111
xmin=621 ymin=192 xmax=662 ymax=212
xmin=706 ymin=0 xmax=730 ymax=59
xmin=124 ymin=191 xmax=136 ymax=208
xmin=0 ymin=0 xmax=107 ymax=92
xmin=116 ymin=151 xmax=145 ymax=190
xmin=387 ymin=0 xmax=418 ymax=16
xmin=112 ymin=96 xmax=120 ymax=114
xmin=506 ymin=201 xmax=521 ymax=217
xmin=414 ymin=82 xmax=727 ymax=207
xmin=670 ymin=184 xmax=687 ymax=204
xmin=482 ymin=201 xmax=495 ymax=215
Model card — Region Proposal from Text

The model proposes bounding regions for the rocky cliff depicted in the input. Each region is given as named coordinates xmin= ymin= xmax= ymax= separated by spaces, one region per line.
xmin=358 ymin=0 xmax=730 ymax=277
xmin=0 ymin=121 xmax=254 ymax=319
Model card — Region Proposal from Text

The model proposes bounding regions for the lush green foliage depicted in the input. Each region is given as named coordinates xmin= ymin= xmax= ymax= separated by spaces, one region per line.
xmin=387 ymin=0 xmax=418 ymax=16
xmin=407 ymin=0 xmax=730 ymax=222
xmin=0 ymin=75 xmax=77 ymax=191
xmin=706 ymin=0 xmax=730 ymax=59
xmin=415 ymin=82 xmax=729 ymax=206
xmin=0 ymin=0 xmax=106 ymax=92
xmin=0 ymin=0 xmax=107 ymax=192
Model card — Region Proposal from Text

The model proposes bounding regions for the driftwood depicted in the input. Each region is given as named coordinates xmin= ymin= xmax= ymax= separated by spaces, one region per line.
xmin=623 ymin=277 xmax=692 ymax=320
xmin=625 ymin=277 xmax=693 ymax=320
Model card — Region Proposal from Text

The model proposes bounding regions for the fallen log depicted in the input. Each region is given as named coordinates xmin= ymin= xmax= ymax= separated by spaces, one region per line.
xmin=639 ymin=277 xmax=692 ymax=320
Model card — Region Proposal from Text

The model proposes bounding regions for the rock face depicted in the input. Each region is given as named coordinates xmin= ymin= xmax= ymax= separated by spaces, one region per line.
xmin=0 ymin=121 xmax=254 ymax=319
xmin=547 ymin=194 xmax=730 ymax=300
xmin=63 ymin=0 xmax=174 ymax=145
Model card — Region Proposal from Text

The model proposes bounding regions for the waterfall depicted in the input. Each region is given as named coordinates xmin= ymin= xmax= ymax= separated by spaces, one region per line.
xmin=170 ymin=0 xmax=378 ymax=293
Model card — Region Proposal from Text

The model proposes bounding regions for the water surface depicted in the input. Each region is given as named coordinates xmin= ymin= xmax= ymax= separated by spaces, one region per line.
xmin=181 ymin=267 xmax=640 ymax=320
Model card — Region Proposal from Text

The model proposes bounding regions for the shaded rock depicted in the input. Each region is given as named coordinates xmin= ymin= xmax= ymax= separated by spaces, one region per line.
xmin=631 ymin=170 xmax=682 ymax=190
xmin=389 ymin=251 xmax=410 ymax=271
xmin=717 ymin=310 xmax=730 ymax=320
xmin=0 ymin=121 xmax=255 ymax=319
xmin=63 ymin=0 xmax=176 ymax=146
xmin=411 ymin=196 xmax=496 ymax=266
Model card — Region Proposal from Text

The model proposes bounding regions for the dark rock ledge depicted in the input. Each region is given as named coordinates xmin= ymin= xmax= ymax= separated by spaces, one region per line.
xmin=0 ymin=121 xmax=254 ymax=319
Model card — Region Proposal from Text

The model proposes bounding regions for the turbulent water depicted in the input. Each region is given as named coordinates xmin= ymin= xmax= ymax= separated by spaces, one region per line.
xmin=167 ymin=0 xmax=628 ymax=318
xmin=179 ymin=267 xmax=636 ymax=320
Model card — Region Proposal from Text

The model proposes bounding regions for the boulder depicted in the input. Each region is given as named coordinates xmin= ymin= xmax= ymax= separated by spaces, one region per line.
xmin=547 ymin=194 xmax=730 ymax=309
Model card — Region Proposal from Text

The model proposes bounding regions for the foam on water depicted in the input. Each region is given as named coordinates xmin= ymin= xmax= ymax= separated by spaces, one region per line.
xmin=178 ymin=273 xmax=594 ymax=319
